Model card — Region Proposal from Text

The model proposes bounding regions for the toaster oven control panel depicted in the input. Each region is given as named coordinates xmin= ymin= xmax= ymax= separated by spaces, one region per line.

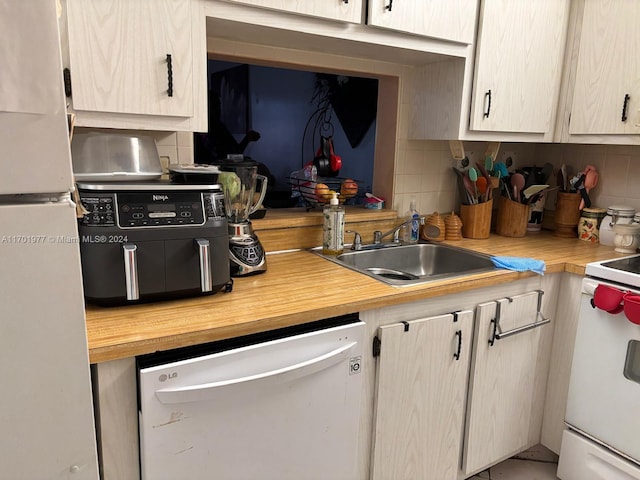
xmin=79 ymin=190 xmax=224 ymax=228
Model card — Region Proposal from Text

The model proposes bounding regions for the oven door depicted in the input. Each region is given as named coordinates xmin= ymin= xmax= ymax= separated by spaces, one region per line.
xmin=565 ymin=277 xmax=640 ymax=463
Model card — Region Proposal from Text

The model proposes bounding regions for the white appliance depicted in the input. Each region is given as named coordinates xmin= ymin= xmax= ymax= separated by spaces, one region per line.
xmin=0 ymin=2 xmax=99 ymax=479
xmin=558 ymin=255 xmax=640 ymax=480
xmin=138 ymin=318 xmax=365 ymax=480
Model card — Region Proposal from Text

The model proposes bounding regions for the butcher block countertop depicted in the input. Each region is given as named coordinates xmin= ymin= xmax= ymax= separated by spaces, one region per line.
xmin=85 ymin=228 xmax=627 ymax=364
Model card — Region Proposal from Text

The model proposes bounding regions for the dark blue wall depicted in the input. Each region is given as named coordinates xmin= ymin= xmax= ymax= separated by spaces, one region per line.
xmin=208 ymin=60 xmax=376 ymax=197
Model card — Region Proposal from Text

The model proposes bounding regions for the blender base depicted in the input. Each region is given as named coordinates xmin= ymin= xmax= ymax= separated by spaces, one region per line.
xmin=228 ymin=222 xmax=267 ymax=276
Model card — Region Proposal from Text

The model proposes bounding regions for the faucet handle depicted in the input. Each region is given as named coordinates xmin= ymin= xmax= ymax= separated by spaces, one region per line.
xmin=346 ymin=230 xmax=363 ymax=250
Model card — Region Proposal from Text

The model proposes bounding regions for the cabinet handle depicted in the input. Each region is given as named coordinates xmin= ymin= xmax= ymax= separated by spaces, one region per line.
xmin=483 ymin=89 xmax=492 ymax=118
xmin=488 ymin=317 xmax=498 ymax=346
xmin=453 ymin=330 xmax=462 ymax=360
xmin=489 ymin=290 xmax=551 ymax=344
xmin=494 ymin=315 xmax=550 ymax=340
xmin=385 ymin=0 xmax=393 ymax=11
xmin=166 ymin=54 xmax=174 ymax=98
xmin=343 ymin=0 xmax=348 ymax=3
xmin=621 ymin=93 xmax=630 ymax=122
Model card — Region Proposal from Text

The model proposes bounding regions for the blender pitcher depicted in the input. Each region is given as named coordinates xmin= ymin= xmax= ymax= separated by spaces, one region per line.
xmin=218 ymin=158 xmax=267 ymax=223
xmin=217 ymin=155 xmax=268 ymax=276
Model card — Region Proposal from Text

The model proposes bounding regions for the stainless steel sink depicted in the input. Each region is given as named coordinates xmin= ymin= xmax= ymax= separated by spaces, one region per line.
xmin=313 ymin=242 xmax=497 ymax=286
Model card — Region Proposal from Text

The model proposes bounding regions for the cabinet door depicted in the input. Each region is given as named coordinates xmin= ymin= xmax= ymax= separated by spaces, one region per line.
xmin=371 ymin=311 xmax=473 ymax=480
xmin=221 ymin=0 xmax=364 ymax=23
xmin=463 ymin=291 xmax=548 ymax=475
xmin=469 ymin=0 xmax=569 ymax=133
xmin=367 ymin=0 xmax=477 ymax=44
xmin=569 ymin=1 xmax=640 ymax=135
xmin=66 ymin=0 xmax=193 ymax=118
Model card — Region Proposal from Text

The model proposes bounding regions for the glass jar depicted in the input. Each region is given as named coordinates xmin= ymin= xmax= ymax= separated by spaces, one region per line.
xmin=600 ymin=205 xmax=636 ymax=246
xmin=578 ymin=207 xmax=607 ymax=243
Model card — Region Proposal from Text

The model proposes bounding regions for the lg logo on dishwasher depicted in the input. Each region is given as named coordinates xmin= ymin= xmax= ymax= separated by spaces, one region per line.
xmin=158 ymin=372 xmax=178 ymax=382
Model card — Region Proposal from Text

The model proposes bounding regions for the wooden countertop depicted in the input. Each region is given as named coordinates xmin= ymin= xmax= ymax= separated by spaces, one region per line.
xmin=85 ymin=232 xmax=626 ymax=363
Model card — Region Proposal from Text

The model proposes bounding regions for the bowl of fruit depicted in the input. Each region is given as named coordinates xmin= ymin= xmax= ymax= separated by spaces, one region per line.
xmin=289 ymin=175 xmax=359 ymax=209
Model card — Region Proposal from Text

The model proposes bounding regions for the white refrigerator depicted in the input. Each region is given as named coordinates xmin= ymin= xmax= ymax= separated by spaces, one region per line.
xmin=0 ymin=1 xmax=99 ymax=479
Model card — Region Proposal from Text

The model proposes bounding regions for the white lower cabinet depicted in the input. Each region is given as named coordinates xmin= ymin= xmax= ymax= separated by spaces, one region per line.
xmin=463 ymin=291 xmax=551 ymax=476
xmin=370 ymin=311 xmax=473 ymax=480
xmin=365 ymin=280 xmax=554 ymax=480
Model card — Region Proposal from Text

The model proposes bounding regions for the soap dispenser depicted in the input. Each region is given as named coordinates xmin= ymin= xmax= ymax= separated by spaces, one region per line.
xmin=322 ymin=192 xmax=345 ymax=255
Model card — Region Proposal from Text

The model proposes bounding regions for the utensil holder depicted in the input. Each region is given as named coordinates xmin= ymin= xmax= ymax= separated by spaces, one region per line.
xmin=459 ymin=199 xmax=492 ymax=239
xmin=553 ymin=192 xmax=581 ymax=238
xmin=496 ymin=197 xmax=528 ymax=237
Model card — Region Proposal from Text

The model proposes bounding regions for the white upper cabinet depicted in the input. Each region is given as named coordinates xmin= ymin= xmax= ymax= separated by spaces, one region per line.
xmin=219 ymin=0 xmax=364 ymax=23
xmin=568 ymin=0 xmax=640 ymax=136
xmin=65 ymin=0 xmax=204 ymax=130
xmin=469 ymin=0 xmax=570 ymax=134
xmin=367 ymin=0 xmax=477 ymax=44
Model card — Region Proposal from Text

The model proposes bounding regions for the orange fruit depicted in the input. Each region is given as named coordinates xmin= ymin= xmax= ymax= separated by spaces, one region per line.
xmin=340 ymin=179 xmax=358 ymax=198
xmin=315 ymin=183 xmax=332 ymax=202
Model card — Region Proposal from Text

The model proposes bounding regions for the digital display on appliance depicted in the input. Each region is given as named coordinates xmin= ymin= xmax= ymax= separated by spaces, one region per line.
xmin=148 ymin=204 xmax=176 ymax=212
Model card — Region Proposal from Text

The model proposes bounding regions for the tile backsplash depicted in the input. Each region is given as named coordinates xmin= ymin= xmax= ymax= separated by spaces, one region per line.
xmin=536 ymin=143 xmax=640 ymax=212
xmin=393 ymin=136 xmax=640 ymax=218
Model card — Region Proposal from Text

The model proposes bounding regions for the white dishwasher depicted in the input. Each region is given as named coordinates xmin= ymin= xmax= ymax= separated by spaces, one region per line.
xmin=137 ymin=316 xmax=365 ymax=480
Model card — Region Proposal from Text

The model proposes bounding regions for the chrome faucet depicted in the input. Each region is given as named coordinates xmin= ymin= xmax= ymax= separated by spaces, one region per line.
xmin=373 ymin=216 xmax=426 ymax=245
xmin=346 ymin=230 xmax=363 ymax=251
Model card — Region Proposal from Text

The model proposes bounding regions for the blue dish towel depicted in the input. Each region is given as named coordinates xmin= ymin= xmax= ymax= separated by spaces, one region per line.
xmin=490 ymin=256 xmax=546 ymax=276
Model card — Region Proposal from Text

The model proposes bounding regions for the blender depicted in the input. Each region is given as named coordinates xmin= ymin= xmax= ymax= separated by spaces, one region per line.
xmin=217 ymin=155 xmax=268 ymax=276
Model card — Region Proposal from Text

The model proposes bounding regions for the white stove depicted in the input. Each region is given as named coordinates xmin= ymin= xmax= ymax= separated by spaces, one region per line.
xmin=585 ymin=254 xmax=640 ymax=287
xmin=557 ymin=254 xmax=640 ymax=480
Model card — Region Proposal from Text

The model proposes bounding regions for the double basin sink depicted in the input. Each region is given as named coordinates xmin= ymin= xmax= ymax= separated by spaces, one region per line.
xmin=314 ymin=242 xmax=497 ymax=287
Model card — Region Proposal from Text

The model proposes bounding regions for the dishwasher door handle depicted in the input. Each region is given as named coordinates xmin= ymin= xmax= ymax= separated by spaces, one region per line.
xmin=155 ymin=341 xmax=358 ymax=404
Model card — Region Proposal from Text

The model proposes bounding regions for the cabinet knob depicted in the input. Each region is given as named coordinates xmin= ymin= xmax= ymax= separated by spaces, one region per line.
xmin=385 ymin=0 xmax=393 ymax=11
